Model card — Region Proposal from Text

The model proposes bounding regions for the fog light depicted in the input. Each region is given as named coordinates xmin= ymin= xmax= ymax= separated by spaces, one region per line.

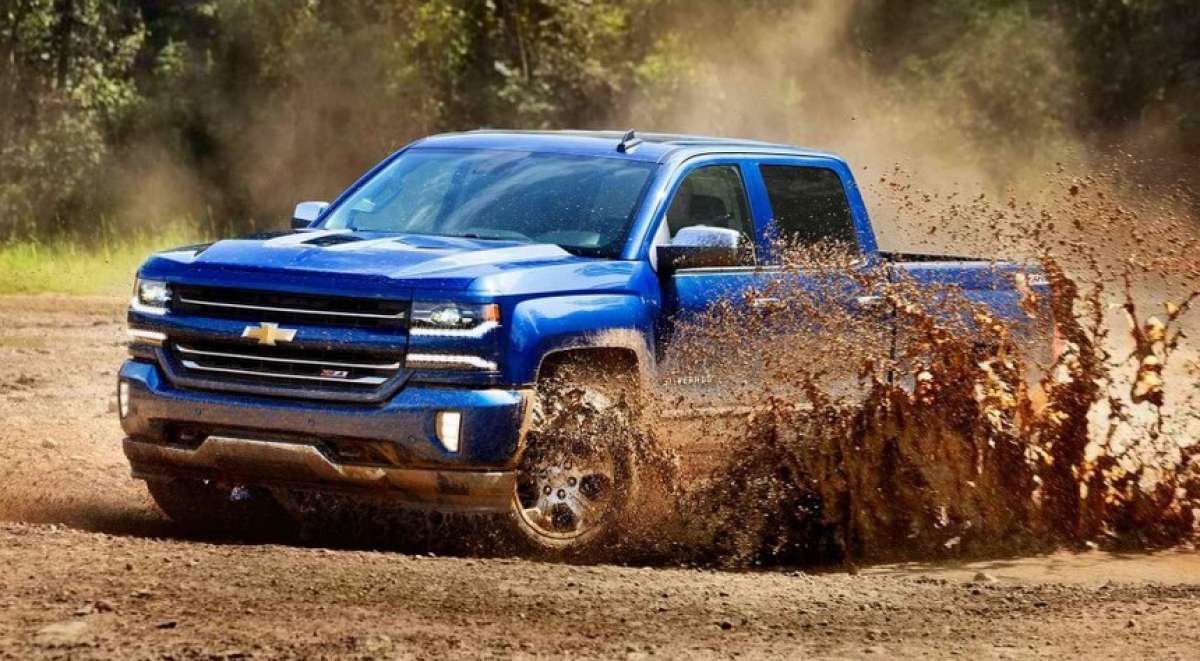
xmin=118 ymin=381 xmax=130 ymax=418
xmin=435 ymin=411 xmax=462 ymax=453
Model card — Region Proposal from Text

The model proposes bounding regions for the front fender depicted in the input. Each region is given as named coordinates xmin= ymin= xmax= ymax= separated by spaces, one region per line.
xmin=505 ymin=294 xmax=656 ymax=384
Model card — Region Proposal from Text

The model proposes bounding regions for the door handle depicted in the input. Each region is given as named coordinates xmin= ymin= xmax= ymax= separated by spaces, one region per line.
xmin=751 ymin=297 xmax=782 ymax=309
xmin=853 ymin=295 xmax=884 ymax=308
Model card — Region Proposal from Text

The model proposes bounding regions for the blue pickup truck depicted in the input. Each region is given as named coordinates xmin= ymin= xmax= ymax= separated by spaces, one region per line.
xmin=119 ymin=130 xmax=1047 ymax=554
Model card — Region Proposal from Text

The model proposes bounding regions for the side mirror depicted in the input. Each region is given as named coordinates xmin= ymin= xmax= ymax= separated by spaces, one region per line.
xmin=656 ymin=226 xmax=745 ymax=274
xmin=291 ymin=201 xmax=329 ymax=229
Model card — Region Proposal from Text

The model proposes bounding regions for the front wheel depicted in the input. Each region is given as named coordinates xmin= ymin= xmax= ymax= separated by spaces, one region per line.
xmin=146 ymin=478 xmax=294 ymax=539
xmin=506 ymin=374 xmax=641 ymax=558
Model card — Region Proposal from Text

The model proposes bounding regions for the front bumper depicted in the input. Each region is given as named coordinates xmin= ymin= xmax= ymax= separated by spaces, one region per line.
xmin=119 ymin=360 xmax=531 ymax=512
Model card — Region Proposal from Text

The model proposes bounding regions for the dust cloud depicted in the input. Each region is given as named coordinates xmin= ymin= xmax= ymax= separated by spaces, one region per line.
xmin=617 ymin=0 xmax=1087 ymax=249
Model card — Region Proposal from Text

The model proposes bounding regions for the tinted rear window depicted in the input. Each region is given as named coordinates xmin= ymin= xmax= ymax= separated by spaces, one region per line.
xmin=759 ymin=165 xmax=857 ymax=249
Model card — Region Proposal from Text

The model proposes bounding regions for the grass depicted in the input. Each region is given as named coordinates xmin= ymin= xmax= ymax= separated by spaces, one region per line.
xmin=0 ymin=228 xmax=202 ymax=296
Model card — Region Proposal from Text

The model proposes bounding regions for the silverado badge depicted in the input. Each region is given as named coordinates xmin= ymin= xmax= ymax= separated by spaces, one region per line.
xmin=242 ymin=322 xmax=297 ymax=346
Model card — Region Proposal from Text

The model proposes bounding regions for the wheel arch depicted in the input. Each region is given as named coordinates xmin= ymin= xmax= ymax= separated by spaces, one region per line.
xmin=506 ymin=293 xmax=658 ymax=385
xmin=535 ymin=329 xmax=654 ymax=385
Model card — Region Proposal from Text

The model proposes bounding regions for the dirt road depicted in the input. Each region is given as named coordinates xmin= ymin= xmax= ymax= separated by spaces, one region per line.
xmin=2 ymin=295 xmax=1198 ymax=659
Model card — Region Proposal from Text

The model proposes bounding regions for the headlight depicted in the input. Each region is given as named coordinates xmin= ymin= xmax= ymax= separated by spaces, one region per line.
xmin=131 ymin=278 xmax=171 ymax=315
xmin=411 ymin=301 xmax=499 ymax=331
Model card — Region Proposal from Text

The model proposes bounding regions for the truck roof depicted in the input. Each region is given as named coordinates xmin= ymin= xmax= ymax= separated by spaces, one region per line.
xmin=413 ymin=130 xmax=845 ymax=165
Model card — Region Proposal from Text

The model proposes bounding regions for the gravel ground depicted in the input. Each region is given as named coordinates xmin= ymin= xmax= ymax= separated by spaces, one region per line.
xmin=1 ymin=295 xmax=1198 ymax=660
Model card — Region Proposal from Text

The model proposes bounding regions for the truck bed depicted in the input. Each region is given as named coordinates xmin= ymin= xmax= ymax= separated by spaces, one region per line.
xmin=879 ymin=251 xmax=988 ymax=263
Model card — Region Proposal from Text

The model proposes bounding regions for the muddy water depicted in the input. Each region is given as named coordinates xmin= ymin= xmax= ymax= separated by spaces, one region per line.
xmin=625 ymin=172 xmax=1200 ymax=566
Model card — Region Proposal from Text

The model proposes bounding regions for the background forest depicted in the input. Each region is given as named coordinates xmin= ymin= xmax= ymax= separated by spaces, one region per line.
xmin=1 ymin=0 xmax=1197 ymax=249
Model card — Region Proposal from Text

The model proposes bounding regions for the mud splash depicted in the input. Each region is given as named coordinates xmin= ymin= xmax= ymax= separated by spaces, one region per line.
xmin=628 ymin=170 xmax=1200 ymax=567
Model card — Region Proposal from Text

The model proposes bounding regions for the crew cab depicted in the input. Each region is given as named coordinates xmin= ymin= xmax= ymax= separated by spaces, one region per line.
xmin=119 ymin=130 xmax=1049 ymax=554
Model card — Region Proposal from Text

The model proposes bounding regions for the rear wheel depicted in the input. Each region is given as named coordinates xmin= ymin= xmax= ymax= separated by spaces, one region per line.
xmin=146 ymin=478 xmax=294 ymax=539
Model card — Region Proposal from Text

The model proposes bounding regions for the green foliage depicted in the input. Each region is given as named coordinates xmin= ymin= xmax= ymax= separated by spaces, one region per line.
xmin=880 ymin=3 xmax=1082 ymax=175
xmin=0 ymin=223 xmax=199 ymax=295
xmin=0 ymin=0 xmax=1197 ymax=243
xmin=0 ymin=0 xmax=145 ymax=236
xmin=1060 ymin=0 xmax=1200 ymax=147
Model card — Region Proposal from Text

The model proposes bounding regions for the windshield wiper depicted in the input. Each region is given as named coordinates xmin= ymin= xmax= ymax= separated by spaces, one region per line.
xmin=452 ymin=232 xmax=532 ymax=242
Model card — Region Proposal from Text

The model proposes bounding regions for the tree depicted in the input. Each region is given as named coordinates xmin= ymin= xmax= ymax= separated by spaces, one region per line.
xmin=0 ymin=0 xmax=144 ymax=236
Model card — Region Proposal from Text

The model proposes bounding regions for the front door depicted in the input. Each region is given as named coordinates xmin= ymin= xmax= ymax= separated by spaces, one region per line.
xmin=659 ymin=161 xmax=763 ymax=327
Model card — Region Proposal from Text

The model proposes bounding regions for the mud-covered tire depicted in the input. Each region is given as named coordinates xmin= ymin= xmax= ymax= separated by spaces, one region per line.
xmin=146 ymin=478 xmax=295 ymax=539
xmin=503 ymin=364 xmax=643 ymax=559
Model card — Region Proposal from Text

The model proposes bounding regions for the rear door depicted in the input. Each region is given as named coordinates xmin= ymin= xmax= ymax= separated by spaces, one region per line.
xmin=750 ymin=159 xmax=893 ymax=400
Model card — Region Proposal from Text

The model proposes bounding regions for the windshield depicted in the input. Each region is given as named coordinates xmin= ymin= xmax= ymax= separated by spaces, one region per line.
xmin=322 ymin=148 xmax=656 ymax=257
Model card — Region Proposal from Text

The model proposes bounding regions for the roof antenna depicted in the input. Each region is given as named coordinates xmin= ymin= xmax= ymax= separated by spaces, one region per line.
xmin=616 ymin=129 xmax=642 ymax=153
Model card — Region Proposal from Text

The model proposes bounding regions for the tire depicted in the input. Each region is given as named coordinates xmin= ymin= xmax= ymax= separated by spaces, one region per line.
xmin=504 ymin=362 xmax=642 ymax=558
xmin=146 ymin=478 xmax=295 ymax=539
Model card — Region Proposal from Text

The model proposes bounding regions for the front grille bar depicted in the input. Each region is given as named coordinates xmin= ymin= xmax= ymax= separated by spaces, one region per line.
xmin=175 ymin=344 xmax=400 ymax=370
xmin=162 ymin=285 xmax=410 ymax=400
xmin=179 ymin=360 xmax=390 ymax=385
xmin=176 ymin=296 xmax=406 ymax=320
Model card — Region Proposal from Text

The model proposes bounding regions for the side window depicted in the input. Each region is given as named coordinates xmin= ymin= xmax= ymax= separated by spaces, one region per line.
xmin=759 ymin=165 xmax=858 ymax=250
xmin=666 ymin=165 xmax=753 ymax=240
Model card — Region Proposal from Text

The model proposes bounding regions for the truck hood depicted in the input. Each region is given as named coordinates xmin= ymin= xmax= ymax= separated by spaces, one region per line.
xmin=139 ymin=230 xmax=598 ymax=295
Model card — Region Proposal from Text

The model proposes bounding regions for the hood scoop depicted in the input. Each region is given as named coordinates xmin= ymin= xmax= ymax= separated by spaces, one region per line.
xmin=303 ymin=233 xmax=366 ymax=247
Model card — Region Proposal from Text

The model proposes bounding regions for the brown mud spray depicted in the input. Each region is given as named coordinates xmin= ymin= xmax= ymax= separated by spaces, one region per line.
xmin=613 ymin=169 xmax=1200 ymax=567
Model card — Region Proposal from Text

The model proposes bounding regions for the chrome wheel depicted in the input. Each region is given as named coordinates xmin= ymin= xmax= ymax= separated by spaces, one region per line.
xmin=507 ymin=372 xmax=641 ymax=555
xmin=514 ymin=445 xmax=618 ymax=542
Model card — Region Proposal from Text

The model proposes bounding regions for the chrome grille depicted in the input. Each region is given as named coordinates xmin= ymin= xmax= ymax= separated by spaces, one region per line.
xmin=166 ymin=339 xmax=407 ymax=402
xmin=171 ymin=285 xmax=408 ymax=329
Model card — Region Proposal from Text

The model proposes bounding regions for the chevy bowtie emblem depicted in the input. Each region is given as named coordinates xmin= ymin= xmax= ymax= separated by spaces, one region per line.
xmin=242 ymin=322 xmax=297 ymax=346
